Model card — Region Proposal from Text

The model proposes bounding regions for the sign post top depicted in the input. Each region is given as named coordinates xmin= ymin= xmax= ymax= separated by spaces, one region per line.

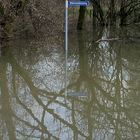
xmin=68 ymin=0 xmax=90 ymax=7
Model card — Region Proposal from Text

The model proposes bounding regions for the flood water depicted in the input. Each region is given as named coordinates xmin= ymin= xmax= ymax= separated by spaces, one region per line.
xmin=0 ymin=26 xmax=140 ymax=140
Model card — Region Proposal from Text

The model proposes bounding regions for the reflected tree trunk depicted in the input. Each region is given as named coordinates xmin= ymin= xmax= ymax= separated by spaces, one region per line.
xmin=77 ymin=31 xmax=88 ymax=81
xmin=87 ymin=97 xmax=94 ymax=140
xmin=77 ymin=6 xmax=86 ymax=30
xmin=71 ymin=100 xmax=78 ymax=140
xmin=77 ymin=0 xmax=88 ymax=30
xmin=120 ymin=1 xmax=127 ymax=25
xmin=0 ymin=48 xmax=16 ymax=140
xmin=92 ymin=3 xmax=97 ymax=26
xmin=92 ymin=0 xmax=105 ymax=26
xmin=114 ymin=45 xmax=122 ymax=140
xmin=108 ymin=0 xmax=116 ymax=25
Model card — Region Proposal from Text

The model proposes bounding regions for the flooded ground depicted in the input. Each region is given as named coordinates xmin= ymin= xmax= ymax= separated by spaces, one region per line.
xmin=0 ymin=25 xmax=140 ymax=140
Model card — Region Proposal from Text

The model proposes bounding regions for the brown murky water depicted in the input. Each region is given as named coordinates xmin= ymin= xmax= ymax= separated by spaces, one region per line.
xmin=0 ymin=26 xmax=140 ymax=140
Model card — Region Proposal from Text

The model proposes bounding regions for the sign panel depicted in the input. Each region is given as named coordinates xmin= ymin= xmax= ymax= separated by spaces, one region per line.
xmin=68 ymin=0 xmax=89 ymax=7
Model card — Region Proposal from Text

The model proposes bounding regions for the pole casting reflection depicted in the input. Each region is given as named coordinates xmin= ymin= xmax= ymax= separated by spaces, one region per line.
xmin=65 ymin=0 xmax=89 ymax=97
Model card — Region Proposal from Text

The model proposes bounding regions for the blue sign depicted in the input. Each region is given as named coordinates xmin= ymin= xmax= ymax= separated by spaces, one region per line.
xmin=68 ymin=1 xmax=89 ymax=7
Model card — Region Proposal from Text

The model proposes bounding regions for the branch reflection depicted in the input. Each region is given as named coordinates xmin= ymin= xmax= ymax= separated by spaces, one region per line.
xmin=0 ymin=26 xmax=140 ymax=140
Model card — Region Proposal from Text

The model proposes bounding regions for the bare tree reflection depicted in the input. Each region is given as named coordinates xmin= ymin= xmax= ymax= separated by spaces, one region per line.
xmin=0 ymin=26 xmax=140 ymax=140
xmin=0 ymin=48 xmax=16 ymax=140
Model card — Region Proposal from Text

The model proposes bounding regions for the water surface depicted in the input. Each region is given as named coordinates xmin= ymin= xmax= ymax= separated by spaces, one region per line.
xmin=0 ymin=26 xmax=140 ymax=140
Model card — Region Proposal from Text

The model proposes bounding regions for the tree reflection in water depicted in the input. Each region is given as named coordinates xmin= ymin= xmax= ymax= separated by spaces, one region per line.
xmin=0 ymin=26 xmax=140 ymax=140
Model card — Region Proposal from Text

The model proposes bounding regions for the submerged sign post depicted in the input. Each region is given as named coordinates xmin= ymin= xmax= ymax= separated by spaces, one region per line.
xmin=65 ymin=0 xmax=89 ymax=51
xmin=65 ymin=0 xmax=89 ymax=96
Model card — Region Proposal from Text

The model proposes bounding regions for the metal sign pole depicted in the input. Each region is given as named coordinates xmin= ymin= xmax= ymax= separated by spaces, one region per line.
xmin=65 ymin=0 xmax=68 ymax=96
xmin=65 ymin=0 xmax=68 ymax=52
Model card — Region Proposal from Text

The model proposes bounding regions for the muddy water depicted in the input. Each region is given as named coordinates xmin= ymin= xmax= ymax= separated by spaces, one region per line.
xmin=0 ymin=26 xmax=140 ymax=140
